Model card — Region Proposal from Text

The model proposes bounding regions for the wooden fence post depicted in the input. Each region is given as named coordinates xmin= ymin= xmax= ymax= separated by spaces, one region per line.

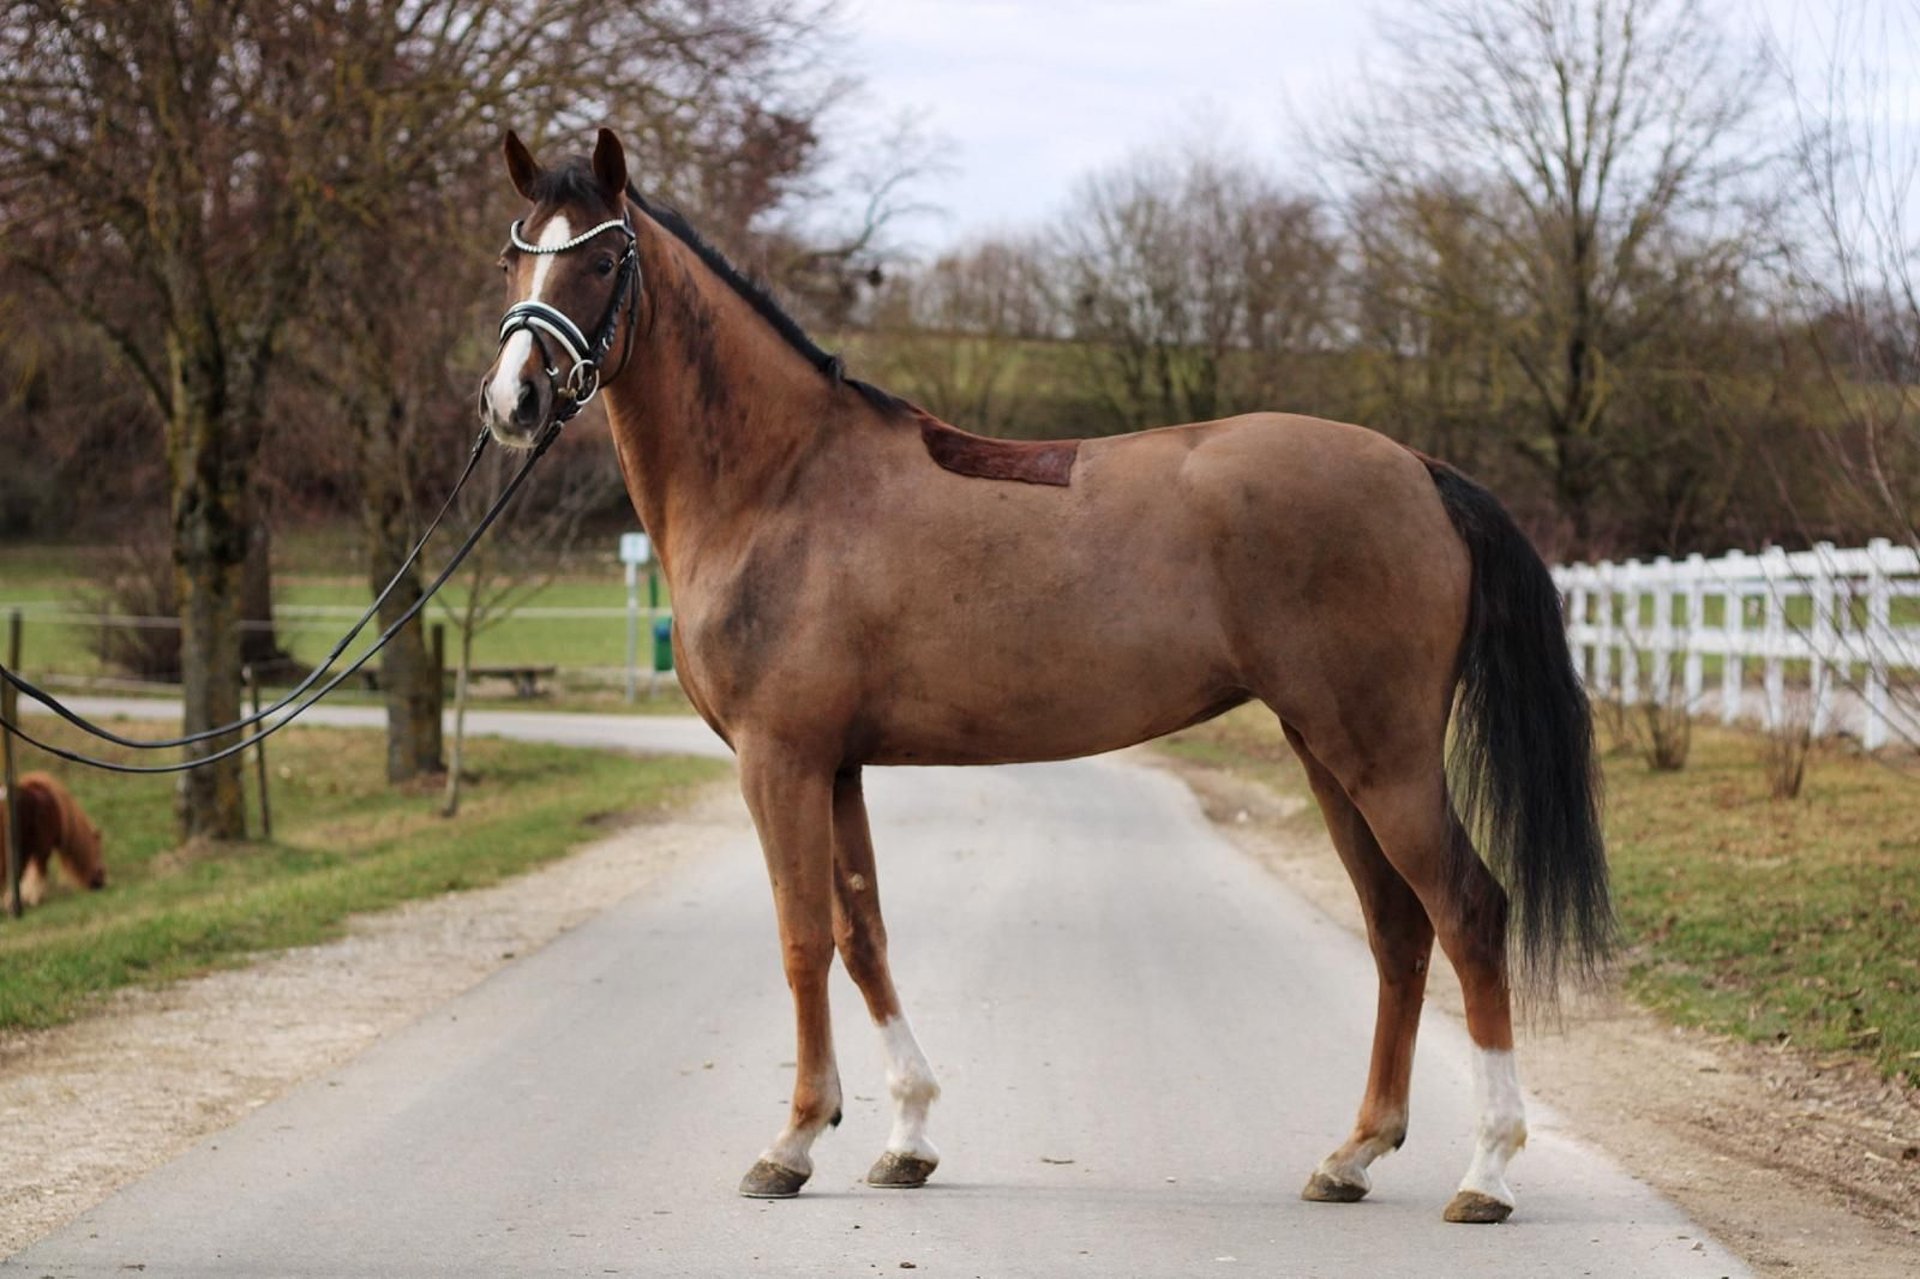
xmin=1567 ymin=573 xmax=1590 ymax=685
xmin=1620 ymin=560 xmax=1643 ymax=705
xmin=1762 ymin=547 xmax=1788 ymax=730
xmin=1720 ymin=551 xmax=1745 ymax=725
xmin=1594 ymin=563 xmax=1615 ymax=697
xmin=1651 ymin=556 xmax=1674 ymax=709
xmin=1864 ymin=538 xmax=1892 ymax=750
xmin=1809 ymin=543 xmax=1837 ymax=738
xmin=246 ymin=664 xmax=272 ymax=841
xmin=1683 ymin=553 xmax=1705 ymax=712
xmin=430 ymin=623 xmax=447 ymax=725
xmin=3 ymin=609 xmax=21 ymax=919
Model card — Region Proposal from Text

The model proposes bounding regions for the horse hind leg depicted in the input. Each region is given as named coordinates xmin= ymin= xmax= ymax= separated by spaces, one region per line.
xmin=830 ymin=767 xmax=941 ymax=1188
xmin=1344 ymin=759 xmax=1525 ymax=1224
xmin=735 ymin=741 xmax=843 ymax=1199
xmin=1283 ymin=725 xmax=1435 ymax=1206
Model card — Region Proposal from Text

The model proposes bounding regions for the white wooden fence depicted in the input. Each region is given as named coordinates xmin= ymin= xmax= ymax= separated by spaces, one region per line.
xmin=1552 ymin=539 xmax=1920 ymax=750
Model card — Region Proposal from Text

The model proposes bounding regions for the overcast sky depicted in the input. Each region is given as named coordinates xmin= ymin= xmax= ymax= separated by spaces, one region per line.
xmin=835 ymin=0 xmax=1903 ymax=255
xmin=839 ymin=0 xmax=1366 ymax=250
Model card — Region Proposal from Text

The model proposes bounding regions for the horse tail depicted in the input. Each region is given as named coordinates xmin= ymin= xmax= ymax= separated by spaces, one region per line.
xmin=1423 ymin=460 xmax=1613 ymax=1002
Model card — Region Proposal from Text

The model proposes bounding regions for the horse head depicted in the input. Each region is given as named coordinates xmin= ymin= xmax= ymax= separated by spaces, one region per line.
xmin=479 ymin=128 xmax=642 ymax=446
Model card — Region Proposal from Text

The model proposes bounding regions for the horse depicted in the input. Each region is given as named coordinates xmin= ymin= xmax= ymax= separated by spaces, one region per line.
xmin=2 ymin=771 xmax=107 ymax=911
xmin=477 ymin=128 xmax=1611 ymax=1224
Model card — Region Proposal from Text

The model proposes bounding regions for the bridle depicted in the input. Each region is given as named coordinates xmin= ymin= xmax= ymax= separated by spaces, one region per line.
xmin=494 ymin=213 xmax=643 ymax=423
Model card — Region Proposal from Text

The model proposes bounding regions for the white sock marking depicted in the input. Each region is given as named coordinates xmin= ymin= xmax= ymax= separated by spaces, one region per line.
xmin=484 ymin=213 xmax=571 ymax=424
xmin=880 ymin=1014 xmax=940 ymax=1161
xmin=759 ymin=1066 xmax=842 ymax=1177
xmin=1457 ymin=1046 xmax=1527 ymax=1205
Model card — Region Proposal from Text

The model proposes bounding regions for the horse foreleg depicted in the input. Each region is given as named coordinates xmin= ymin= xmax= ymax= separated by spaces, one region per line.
xmin=829 ymin=767 xmax=941 ymax=1188
xmin=736 ymin=742 xmax=841 ymax=1199
xmin=1286 ymin=730 xmax=1434 ymax=1206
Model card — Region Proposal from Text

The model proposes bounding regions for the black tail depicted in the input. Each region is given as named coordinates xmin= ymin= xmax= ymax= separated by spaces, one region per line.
xmin=1425 ymin=461 xmax=1614 ymax=1001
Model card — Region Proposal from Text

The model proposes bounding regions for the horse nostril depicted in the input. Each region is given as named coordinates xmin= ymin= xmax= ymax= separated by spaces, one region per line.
xmin=514 ymin=379 xmax=540 ymax=426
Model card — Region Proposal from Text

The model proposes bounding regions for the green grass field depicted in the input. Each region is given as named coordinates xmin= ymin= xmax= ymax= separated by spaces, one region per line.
xmin=0 ymin=537 xmax=671 ymax=682
xmin=1159 ymin=707 xmax=1920 ymax=1086
xmin=0 ymin=718 xmax=728 ymax=1030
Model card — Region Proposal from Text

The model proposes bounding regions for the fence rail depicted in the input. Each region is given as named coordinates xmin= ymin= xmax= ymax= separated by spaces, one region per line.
xmin=1552 ymin=538 xmax=1920 ymax=750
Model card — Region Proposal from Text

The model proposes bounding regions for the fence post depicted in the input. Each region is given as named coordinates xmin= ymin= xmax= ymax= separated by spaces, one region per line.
xmin=1682 ymin=553 xmax=1705 ymax=713
xmin=1594 ymin=563 xmax=1615 ymax=696
xmin=1809 ymin=542 xmax=1837 ymax=738
xmin=430 ymin=623 xmax=446 ymax=725
xmin=1651 ymin=556 xmax=1674 ymax=709
xmin=246 ymin=664 xmax=272 ymax=841
xmin=1568 ymin=572 xmax=1590 ymax=685
xmin=3 ymin=609 xmax=20 ymax=919
xmin=1762 ymin=546 xmax=1788 ymax=730
xmin=1864 ymin=537 xmax=1892 ymax=750
xmin=624 ymin=559 xmax=639 ymax=704
xmin=1620 ymin=560 xmax=1643 ymax=705
xmin=1720 ymin=551 xmax=1744 ymax=725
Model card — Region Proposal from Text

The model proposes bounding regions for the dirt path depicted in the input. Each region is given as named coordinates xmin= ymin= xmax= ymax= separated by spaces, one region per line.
xmin=0 ymin=783 xmax=745 ymax=1256
xmin=1158 ymin=756 xmax=1920 ymax=1279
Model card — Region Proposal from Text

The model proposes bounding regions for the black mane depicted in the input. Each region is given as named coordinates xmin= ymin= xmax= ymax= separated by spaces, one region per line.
xmin=614 ymin=178 xmax=909 ymax=416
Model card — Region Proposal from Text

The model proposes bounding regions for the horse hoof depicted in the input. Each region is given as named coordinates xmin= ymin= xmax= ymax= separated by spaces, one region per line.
xmin=1442 ymin=1190 xmax=1513 ymax=1223
xmin=867 ymin=1151 xmax=938 ymax=1188
xmin=739 ymin=1159 xmax=809 ymax=1199
xmin=1301 ymin=1171 xmax=1369 ymax=1203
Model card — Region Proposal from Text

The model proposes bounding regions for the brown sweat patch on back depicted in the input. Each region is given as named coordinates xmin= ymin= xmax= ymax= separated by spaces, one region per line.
xmin=919 ymin=417 xmax=1077 ymax=487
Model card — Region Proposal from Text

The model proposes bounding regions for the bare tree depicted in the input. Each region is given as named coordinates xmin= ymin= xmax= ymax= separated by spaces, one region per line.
xmin=1054 ymin=145 xmax=1338 ymax=431
xmin=1326 ymin=0 xmax=1768 ymax=555
xmin=435 ymin=437 xmax=619 ymax=818
xmin=1778 ymin=0 xmax=1920 ymax=548
xmin=1774 ymin=0 xmax=1920 ymax=751
xmin=854 ymin=237 xmax=1053 ymax=434
xmin=0 ymin=2 xmax=396 ymax=837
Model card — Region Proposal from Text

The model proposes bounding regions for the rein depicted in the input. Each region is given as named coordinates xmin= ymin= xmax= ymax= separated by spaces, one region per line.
xmin=0 ymin=212 xmax=644 ymax=776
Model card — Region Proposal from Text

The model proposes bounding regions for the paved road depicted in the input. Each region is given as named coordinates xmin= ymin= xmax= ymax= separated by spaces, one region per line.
xmin=9 ymin=706 xmax=1747 ymax=1276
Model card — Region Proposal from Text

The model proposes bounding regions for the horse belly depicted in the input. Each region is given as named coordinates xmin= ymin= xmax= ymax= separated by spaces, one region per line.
xmin=855 ymin=589 xmax=1242 ymax=767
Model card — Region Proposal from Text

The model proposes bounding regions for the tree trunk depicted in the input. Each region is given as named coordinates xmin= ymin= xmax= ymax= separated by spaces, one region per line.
xmin=357 ymin=393 xmax=445 ymax=783
xmin=170 ymin=392 xmax=251 ymax=842
xmin=440 ymin=623 xmax=474 ymax=818
xmin=359 ymin=396 xmax=444 ymax=783
xmin=240 ymin=522 xmax=292 ymax=675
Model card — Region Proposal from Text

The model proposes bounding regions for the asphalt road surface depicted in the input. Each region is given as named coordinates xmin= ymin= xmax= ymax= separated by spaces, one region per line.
xmin=9 ymin=705 xmax=1748 ymax=1276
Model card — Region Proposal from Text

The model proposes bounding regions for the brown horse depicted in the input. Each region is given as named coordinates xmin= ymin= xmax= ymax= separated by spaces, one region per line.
xmin=2 ymin=771 xmax=107 ymax=910
xmin=479 ymin=129 xmax=1611 ymax=1224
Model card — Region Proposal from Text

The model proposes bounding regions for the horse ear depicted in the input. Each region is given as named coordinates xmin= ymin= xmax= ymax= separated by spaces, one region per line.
xmin=503 ymin=130 xmax=542 ymax=202
xmin=592 ymin=127 xmax=628 ymax=201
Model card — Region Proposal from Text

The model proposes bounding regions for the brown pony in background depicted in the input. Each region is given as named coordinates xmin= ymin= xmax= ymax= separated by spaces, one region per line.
xmin=478 ymin=129 xmax=1612 ymax=1225
xmin=2 ymin=772 xmax=107 ymax=911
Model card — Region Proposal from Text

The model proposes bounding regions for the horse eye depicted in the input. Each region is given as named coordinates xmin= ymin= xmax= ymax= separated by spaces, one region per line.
xmin=594 ymin=257 xmax=615 ymax=277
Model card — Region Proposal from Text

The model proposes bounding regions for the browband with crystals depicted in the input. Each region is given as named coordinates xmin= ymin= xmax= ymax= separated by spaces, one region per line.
xmin=508 ymin=217 xmax=631 ymax=255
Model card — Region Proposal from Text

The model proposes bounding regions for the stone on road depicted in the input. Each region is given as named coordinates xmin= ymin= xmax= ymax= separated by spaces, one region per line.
xmin=6 ymin=740 xmax=1746 ymax=1277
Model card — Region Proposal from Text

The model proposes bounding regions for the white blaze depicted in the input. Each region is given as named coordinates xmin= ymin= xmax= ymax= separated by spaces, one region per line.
xmin=484 ymin=213 xmax=572 ymax=424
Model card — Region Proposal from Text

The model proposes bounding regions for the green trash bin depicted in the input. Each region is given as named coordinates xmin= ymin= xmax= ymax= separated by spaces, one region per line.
xmin=651 ymin=617 xmax=674 ymax=672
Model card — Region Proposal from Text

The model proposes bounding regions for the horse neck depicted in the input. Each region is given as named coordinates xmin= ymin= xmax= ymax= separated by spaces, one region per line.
xmin=602 ymin=222 xmax=848 ymax=577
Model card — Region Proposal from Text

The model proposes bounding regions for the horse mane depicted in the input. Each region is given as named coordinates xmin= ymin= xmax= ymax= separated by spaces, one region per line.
xmin=621 ymin=180 xmax=913 ymax=417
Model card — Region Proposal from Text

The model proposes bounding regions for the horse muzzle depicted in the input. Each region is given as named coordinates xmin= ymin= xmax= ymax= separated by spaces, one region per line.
xmin=479 ymin=352 xmax=556 ymax=449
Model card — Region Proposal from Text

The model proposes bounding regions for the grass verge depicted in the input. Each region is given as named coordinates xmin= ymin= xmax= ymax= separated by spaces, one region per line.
xmin=1159 ymin=706 xmax=1920 ymax=1086
xmin=0 ymin=720 xmax=728 ymax=1031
